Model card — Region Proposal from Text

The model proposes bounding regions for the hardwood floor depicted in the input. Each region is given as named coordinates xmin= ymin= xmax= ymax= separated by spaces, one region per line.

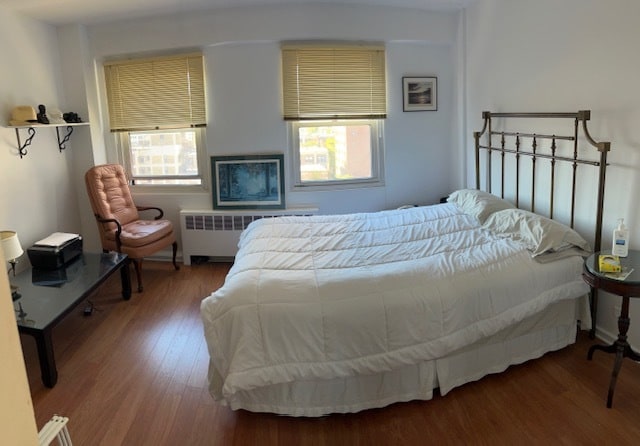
xmin=23 ymin=261 xmax=640 ymax=445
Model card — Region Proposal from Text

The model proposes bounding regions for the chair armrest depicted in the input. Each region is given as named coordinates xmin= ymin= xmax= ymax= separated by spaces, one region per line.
xmin=95 ymin=215 xmax=123 ymax=251
xmin=136 ymin=206 xmax=164 ymax=220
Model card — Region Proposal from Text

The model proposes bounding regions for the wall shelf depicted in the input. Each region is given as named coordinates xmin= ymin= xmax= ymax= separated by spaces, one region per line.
xmin=5 ymin=123 xmax=89 ymax=158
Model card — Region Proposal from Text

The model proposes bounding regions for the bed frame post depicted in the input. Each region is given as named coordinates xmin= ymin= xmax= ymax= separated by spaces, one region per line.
xmin=473 ymin=109 xmax=611 ymax=340
xmin=577 ymin=110 xmax=610 ymax=252
xmin=474 ymin=131 xmax=481 ymax=190
xmin=474 ymin=112 xmax=490 ymax=190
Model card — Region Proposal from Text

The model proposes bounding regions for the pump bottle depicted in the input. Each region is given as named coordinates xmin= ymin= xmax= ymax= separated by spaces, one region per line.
xmin=611 ymin=218 xmax=629 ymax=257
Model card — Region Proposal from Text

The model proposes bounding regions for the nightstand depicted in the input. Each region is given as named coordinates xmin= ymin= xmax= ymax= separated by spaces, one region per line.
xmin=582 ymin=250 xmax=640 ymax=408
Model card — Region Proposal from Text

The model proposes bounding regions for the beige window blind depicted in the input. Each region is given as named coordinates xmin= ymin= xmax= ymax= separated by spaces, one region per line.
xmin=104 ymin=53 xmax=206 ymax=131
xmin=282 ymin=44 xmax=386 ymax=120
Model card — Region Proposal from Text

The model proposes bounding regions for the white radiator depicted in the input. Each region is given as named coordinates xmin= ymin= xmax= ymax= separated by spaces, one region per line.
xmin=180 ymin=208 xmax=318 ymax=265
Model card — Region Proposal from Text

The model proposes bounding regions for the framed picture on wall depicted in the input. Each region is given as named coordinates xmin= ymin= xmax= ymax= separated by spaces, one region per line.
xmin=211 ymin=154 xmax=286 ymax=210
xmin=402 ymin=76 xmax=437 ymax=112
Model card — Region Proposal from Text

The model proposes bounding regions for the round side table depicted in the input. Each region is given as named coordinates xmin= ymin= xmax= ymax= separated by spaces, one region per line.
xmin=583 ymin=250 xmax=640 ymax=408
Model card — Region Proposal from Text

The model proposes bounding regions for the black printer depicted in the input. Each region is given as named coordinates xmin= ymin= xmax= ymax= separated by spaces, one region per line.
xmin=27 ymin=232 xmax=83 ymax=270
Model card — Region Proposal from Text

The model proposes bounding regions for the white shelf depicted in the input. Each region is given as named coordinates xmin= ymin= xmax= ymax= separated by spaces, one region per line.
xmin=6 ymin=122 xmax=89 ymax=129
xmin=5 ymin=122 xmax=89 ymax=158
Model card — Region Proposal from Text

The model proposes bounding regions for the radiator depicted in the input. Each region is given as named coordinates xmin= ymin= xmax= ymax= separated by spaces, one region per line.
xmin=180 ymin=208 xmax=317 ymax=265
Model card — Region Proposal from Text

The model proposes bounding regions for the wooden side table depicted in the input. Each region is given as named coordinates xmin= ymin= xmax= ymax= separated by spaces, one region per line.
xmin=583 ymin=250 xmax=640 ymax=408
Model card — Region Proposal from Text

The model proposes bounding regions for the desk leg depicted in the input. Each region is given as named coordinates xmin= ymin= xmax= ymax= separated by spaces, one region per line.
xmin=121 ymin=258 xmax=132 ymax=300
xmin=34 ymin=329 xmax=57 ymax=388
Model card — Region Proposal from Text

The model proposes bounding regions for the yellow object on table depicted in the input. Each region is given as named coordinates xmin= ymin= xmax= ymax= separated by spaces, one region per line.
xmin=599 ymin=254 xmax=621 ymax=273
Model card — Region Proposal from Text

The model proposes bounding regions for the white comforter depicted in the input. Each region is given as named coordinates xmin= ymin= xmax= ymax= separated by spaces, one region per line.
xmin=201 ymin=203 xmax=587 ymax=406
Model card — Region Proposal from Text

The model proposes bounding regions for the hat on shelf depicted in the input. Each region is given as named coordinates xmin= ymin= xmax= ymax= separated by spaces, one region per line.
xmin=9 ymin=105 xmax=38 ymax=126
xmin=48 ymin=108 xmax=66 ymax=125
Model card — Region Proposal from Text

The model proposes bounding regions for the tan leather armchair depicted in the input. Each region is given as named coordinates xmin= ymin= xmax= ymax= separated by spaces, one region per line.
xmin=84 ymin=164 xmax=179 ymax=292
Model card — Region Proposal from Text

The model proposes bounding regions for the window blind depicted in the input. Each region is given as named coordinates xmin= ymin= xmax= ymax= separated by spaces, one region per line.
xmin=104 ymin=53 xmax=206 ymax=132
xmin=281 ymin=44 xmax=386 ymax=120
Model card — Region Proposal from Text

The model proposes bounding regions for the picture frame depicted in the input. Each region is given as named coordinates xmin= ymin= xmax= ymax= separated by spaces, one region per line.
xmin=211 ymin=154 xmax=286 ymax=210
xmin=402 ymin=76 xmax=437 ymax=112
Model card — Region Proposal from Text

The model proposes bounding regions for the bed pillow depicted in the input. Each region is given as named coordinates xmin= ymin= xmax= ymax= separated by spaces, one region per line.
xmin=447 ymin=189 xmax=515 ymax=223
xmin=482 ymin=208 xmax=591 ymax=257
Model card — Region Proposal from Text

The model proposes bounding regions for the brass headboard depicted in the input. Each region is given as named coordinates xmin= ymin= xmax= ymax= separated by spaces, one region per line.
xmin=473 ymin=111 xmax=610 ymax=252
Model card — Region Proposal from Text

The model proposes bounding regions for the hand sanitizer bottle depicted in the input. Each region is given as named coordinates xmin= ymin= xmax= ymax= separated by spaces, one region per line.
xmin=612 ymin=218 xmax=629 ymax=257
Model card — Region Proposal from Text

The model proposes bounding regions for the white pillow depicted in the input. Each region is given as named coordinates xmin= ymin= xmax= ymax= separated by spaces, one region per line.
xmin=447 ymin=189 xmax=515 ymax=223
xmin=482 ymin=208 xmax=591 ymax=257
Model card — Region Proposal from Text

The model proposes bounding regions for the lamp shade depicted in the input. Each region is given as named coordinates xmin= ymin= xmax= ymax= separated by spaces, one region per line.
xmin=0 ymin=230 xmax=24 ymax=262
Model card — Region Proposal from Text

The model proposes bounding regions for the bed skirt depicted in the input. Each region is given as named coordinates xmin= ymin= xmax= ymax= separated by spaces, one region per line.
xmin=208 ymin=295 xmax=590 ymax=417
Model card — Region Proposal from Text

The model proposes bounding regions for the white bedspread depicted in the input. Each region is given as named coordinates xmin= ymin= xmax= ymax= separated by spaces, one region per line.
xmin=201 ymin=203 xmax=587 ymax=406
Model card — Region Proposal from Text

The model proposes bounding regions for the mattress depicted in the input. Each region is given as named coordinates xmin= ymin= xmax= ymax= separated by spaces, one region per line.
xmin=201 ymin=203 xmax=589 ymax=416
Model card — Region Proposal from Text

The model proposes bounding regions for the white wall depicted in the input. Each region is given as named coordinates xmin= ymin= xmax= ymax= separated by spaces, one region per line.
xmin=0 ymin=6 xmax=70 ymax=442
xmin=464 ymin=0 xmax=640 ymax=346
xmin=55 ymin=25 xmax=107 ymax=253
xmin=0 ymin=8 xmax=82 ymax=253
xmin=64 ymin=4 xmax=460 ymax=251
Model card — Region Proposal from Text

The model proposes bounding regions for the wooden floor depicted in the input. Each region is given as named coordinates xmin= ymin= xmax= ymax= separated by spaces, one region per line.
xmin=24 ymin=261 xmax=640 ymax=445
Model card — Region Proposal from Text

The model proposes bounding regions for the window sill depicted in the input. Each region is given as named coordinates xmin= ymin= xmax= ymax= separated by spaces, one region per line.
xmin=129 ymin=184 xmax=209 ymax=195
xmin=292 ymin=179 xmax=385 ymax=192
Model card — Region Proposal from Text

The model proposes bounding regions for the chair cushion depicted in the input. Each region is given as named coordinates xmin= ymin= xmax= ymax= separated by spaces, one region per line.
xmin=105 ymin=219 xmax=174 ymax=248
xmin=85 ymin=164 xmax=139 ymax=226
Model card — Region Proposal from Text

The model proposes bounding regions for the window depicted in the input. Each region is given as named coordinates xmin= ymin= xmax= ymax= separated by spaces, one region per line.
xmin=282 ymin=44 xmax=386 ymax=189
xmin=119 ymin=128 xmax=205 ymax=185
xmin=104 ymin=53 xmax=207 ymax=187
xmin=291 ymin=120 xmax=383 ymax=187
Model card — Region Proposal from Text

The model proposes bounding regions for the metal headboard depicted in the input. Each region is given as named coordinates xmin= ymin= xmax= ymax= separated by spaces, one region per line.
xmin=473 ymin=110 xmax=610 ymax=252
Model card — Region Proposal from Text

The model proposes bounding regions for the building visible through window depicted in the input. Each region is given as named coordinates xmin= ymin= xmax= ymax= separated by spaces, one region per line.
xmin=104 ymin=53 xmax=207 ymax=187
xmin=282 ymin=44 xmax=386 ymax=189
xmin=298 ymin=125 xmax=373 ymax=183
xmin=127 ymin=130 xmax=201 ymax=185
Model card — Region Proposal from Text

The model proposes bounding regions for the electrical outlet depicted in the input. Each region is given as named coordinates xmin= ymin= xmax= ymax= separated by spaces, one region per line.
xmin=613 ymin=304 xmax=621 ymax=317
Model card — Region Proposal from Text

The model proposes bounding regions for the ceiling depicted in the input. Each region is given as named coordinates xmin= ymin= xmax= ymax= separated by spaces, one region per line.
xmin=0 ymin=0 xmax=474 ymax=26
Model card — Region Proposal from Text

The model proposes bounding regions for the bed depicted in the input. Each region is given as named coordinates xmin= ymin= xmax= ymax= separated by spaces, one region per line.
xmin=200 ymin=111 xmax=610 ymax=416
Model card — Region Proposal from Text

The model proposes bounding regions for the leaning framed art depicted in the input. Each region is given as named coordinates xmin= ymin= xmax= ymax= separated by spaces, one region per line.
xmin=211 ymin=154 xmax=286 ymax=210
xmin=402 ymin=76 xmax=437 ymax=111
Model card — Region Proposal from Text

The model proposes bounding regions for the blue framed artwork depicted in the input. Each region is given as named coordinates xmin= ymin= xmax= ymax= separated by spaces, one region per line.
xmin=211 ymin=154 xmax=285 ymax=209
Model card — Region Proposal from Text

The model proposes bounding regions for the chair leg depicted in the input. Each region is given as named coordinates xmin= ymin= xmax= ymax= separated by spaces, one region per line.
xmin=172 ymin=241 xmax=180 ymax=270
xmin=132 ymin=258 xmax=144 ymax=292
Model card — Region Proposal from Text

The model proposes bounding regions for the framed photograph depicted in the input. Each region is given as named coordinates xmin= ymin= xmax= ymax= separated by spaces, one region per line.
xmin=211 ymin=154 xmax=285 ymax=210
xmin=402 ymin=76 xmax=437 ymax=111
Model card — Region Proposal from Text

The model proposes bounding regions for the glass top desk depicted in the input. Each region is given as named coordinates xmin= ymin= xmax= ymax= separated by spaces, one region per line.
xmin=13 ymin=252 xmax=131 ymax=387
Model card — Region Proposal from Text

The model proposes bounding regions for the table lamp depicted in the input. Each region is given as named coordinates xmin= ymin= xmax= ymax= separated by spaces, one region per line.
xmin=1 ymin=230 xmax=24 ymax=300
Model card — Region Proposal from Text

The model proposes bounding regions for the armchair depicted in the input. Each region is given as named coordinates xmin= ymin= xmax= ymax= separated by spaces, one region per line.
xmin=84 ymin=164 xmax=179 ymax=292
